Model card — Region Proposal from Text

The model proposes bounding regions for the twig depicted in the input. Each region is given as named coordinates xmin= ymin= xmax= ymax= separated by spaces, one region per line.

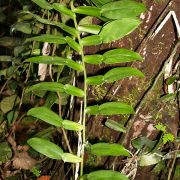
xmin=167 ymin=144 xmax=180 ymax=180
xmin=57 ymin=92 xmax=73 ymax=154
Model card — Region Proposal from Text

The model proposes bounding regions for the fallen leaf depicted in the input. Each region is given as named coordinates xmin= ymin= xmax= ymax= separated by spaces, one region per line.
xmin=13 ymin=151 xmax=36 ymax=170
xmin=0 ymin=95 xmax=20 ymax=114
xmin=37 ymin=175 xmax=51 ymax=180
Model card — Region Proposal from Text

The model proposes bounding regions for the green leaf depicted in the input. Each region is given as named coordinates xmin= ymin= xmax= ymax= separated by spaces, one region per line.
xmin=86 ymin=75 xmax=104 ymax=85
xmin=25 ymin=56 xmax=83 ymax=71
xmin=99 ymin=18 xmax=141 ymax=43
xmin=160 ymin=93 xmax=176 ymax=102
xmin=24 ymin=11 xmax=78 ymax=36
xmin=26 ymin=34 xmax=66 ymax=44
xmin=105 ymin=119 xmax=126 ymax=133
xmin=27 ymin=137 xmax=63 ymax=159
xmin=25 ymin=56 xmax=66 ymax=65
xmin=0 ymin=56 xmax=13 ymax=62
xmin=27 ymin=107 xmax=63 ymax=127
xmin=64 ymin=84 xmax=84 ymax=97
xmin=81 ymin=35 xmax=102 ymax=46
xmin=24 ymin=11 xmax=53 ymax=25
xmin=12 ymin=22 xmax=32 ymax=34
xmin=26 ymin=82 xmax=64 ymax=93
xmin=78 ymin=24 xmax=102 ymax=34
xmin=53 ymin=3 xmax=75 ymax=18
xmin=86 ymin=102 xmax=134 ymax=115
xmin=166 ymin=75 xmax=178 ymax=85
xmin=66 ymin=36 xmax=81 ymax=52
xmin=0 ymin=142 xmax=12 ymax=163
xmin=99 ymin=102 xmax=134 ymax=115
xmin=103 ymin=48 xmax=143 ymax=64
xmin=101 ymin=0 xmax=146 ymax=19
xmin=61 ymin=153 xmax=82 ymax=163
xmin=66 ymin=59 xmax=84 ymax=71
xmin=73 ymin=6 xmax=101 ymax=18
xmin=139 ymin=153 xmax=162 ymax=166
xmin=91 ymin=0 xmax=112 ymax=7
xmin=0 ymin=95 xmax=20 ymax=114
xmin=85 ymin=105 xmax=99 ymax=115
xmin=79 ymin=16 xmax=94 ymax=26
xmin=52 ymin=22 xmax=79 ymax=37
xmin=84 ymin=55 xmax=103 ymax=64
xmin=62 ymin=120 xmax=83 ymax=131
xmin=104 ymin=67 xmax=144 ymax=83
xmin=0 ymin=36 xmax=23 ymax=47
xmin=91 ymin=143 xmax=131 ymax=157
xmin=132 ymin=137 xmax=157 ymax=151
xmin=84 ymin=170 xmax=128 ymax=180
xmin=31 ymin=0 xmax=52 ymax=10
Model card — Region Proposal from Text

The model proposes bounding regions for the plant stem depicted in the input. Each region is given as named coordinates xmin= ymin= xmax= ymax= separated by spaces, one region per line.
xmin=71 ymin=1 xmax=87 ymax=176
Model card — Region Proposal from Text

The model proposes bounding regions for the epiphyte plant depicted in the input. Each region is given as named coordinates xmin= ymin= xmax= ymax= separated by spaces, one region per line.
xmin=24 ymin=0 xmax=146 ymax=179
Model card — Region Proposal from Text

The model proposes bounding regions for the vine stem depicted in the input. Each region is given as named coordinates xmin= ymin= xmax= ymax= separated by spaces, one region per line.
xmin=71 ymin=1 xmax=87 ymax=176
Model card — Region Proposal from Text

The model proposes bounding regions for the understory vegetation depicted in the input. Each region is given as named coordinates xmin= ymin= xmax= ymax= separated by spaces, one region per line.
xmin=0 ymin=0 xmax=179 ymax=179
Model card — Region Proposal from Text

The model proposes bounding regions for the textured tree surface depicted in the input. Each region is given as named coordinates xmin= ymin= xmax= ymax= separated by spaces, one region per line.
xmin=82 ymin=0 xmax=180 ymax=179
xmin=0 ymin=0 xmax=179 ymax=179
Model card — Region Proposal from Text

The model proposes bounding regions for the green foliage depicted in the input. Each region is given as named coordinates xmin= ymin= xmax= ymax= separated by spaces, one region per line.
xmin=0 ymin=0 xmax=146 ymax=178
xmin=27 ymin=137 xmax=63 ymax=160
xmin=91 ymin=143 xmax=131 ymax=157
xmin=101 ymin=0 xmax=146 ymax=19
xmin=99 ymin=18 xmax=141 ymax=43
xmin=83 ymin=170 xmax=128 ymax=180
xmin=86 ymin=102 xmax=134 ymax=115
xmin=105 ymin=119 xmax=126 ymax=133
xmin=155 ymin=123 xmax=174 ymax=144
xmin=0 ymin=142 xmax=12 ymax=164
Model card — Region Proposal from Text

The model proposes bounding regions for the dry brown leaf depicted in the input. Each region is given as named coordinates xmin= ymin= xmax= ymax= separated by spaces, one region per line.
xmin=13 ymin=151 xmax=36 ymax=170
xmin=37 ymin=175 xmax=51 ymax=180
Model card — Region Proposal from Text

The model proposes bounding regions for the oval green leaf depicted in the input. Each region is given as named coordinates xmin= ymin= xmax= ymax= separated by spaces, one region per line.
xmin=91 ymin=0 xmax=112 ymax=7
xmin=12 ymin=22 xmax=32 ymax=34
xmin=62 ymin=120 xmax=83 ymax=131
xmin=53 ymin=21 xmax=79 ymax=37
xmin=61 ymin=153 xmax=82 ymax=163
xmin=104 ymin=67 xmax=144 ymax=83
xmin=66 ymin=36 xmax=81 ymax=53
xmin=25 ymin=56 xmax=67 ymax=65
xmin=99 ymin=18 xmax=141 ymax=43
xmin=105 ymin=119 xmax=126 ymax=133
xmin=53 ymin=3 xmax=75 ymax=18
xmin=27 ymin=107 xmax=63 ymax=127
xmin=101 ymin=0 xmax=146 ymax=19
xmin=84 ymin=170 xmax=128 ymax=180
xmin=81 ymin=35 xmax=102 ymax=46
xmin=64 ymin=84 xmax=84 ymax=97
xmin=32 ymin=0 xmax=52 ymax=10
xmin=85 ymin=105 xmax=99 ymax=115
xmin=65 ymin=59 xmax=84 ymax=71
xmin=91 ymin=143 xmax=131 ymax=157
xmin=103 ymin=48 xmax=143 ymax=64
xmin=27 ymin=137 xmax=63 ymax=159
xmin=26 ymin=34 xmax=66 ymax=44
xmin=86 ymin=75 xmax=104 ymax=85
xmin=99 ymin=102 xmax=134 ymax=115
xmin=84 ymin=55 xmax=103 ymax=64
xmin=78 ymin=24 xmax=102 ymax=34
xmin=26 ymin=82 xmax=64 ymax=93
xmin=139 ymin=153 xmax=162 ymax=166
xmin=73 ymin=6 xmax=101 ymax=18
xmin=132 ymin=137 xmax=157 ymax=150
